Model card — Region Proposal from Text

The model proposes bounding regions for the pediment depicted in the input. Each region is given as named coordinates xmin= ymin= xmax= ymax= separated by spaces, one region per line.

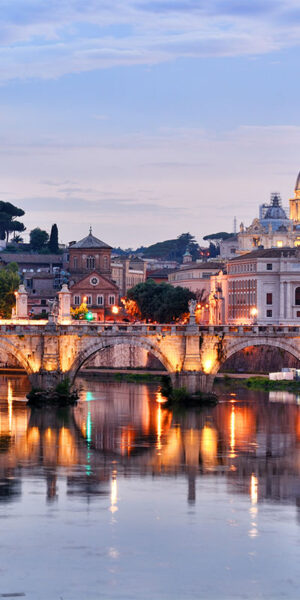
xmin=70 ymin=271 xmax=118 ymax=291
xmin=246 ymin=219 xmax=266 ymax=234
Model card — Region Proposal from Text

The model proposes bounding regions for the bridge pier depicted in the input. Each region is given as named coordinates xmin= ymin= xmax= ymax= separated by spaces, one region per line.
xmin=171 ymin=371 xmax=214 ymax=394
xmin=29 ymin=370 xmax=65 ymax=391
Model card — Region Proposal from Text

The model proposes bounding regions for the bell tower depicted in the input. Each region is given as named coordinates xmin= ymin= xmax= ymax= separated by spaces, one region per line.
xmin=289 ymin=172 xmax=300 ymax=222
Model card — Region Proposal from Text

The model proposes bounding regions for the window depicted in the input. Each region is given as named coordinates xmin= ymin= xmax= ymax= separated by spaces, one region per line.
xmin=41 ymin=309 xmax=46 ymax=315
xmin=108 ymin=295 xmax=115 ymax=305
xmin=266 ymin=293 xmax=273 ymax=305
xmin=103 ymin=256 xmax=108 ymax=269
xmin=266 ymin=309 xmax=272 ymax=317
xmin=266 ymin=263 xmax=273 ymax=270
xmin=86 ymin=256 xmax=95 ymax=269
xmin=277 ymin=241 xmax=283 ymax=248
xmin=297 ymin=311 xmax=300 ymax=318
xmin=97 ymin=295 xmax=104 ymax=306
xmin=73 ymin=257 xmax=78 ymax=269
xmin=41 ymin=299 xmax=47 ymax=306
xmin=295 ymin=287 xmax=300 ymax=305
xmin=86 ymin=295 xmax=92 ymax=306
xmin=74 ymin=295 xmax=80 ymax=306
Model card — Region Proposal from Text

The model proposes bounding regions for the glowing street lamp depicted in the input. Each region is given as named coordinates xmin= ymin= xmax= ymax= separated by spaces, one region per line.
xmin=112 ymin=305 xmax=119 ymax=322
xmin=250 ymin=307 xmax=258 ymax=324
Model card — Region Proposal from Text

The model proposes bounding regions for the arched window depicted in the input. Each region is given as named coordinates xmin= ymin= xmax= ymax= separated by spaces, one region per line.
xmin=103 ymin=255 xmax=108 ymax=269
xmin=295 ymin=287 xmax=300 ymax=305
xmin=86 ymin=256 xmax=95 ymax=269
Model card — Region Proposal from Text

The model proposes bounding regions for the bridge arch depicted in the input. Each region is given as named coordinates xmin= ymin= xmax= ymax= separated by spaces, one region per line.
xmin=0 ymin=338 xmax=34 ymax=374
xmin=215 ymin=337 xmax=300 ymax=374
xmin=68 ymin=335 xmax=173 ymax=382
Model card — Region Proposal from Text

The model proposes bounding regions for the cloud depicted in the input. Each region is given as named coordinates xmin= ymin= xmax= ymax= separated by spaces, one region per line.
xmin=0 ymin=0 xmax=299 ymax=81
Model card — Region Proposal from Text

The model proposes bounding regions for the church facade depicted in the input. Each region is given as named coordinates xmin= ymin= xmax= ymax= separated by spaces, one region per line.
xmin=220 ymin=173 xmax=300 ymax=257
xmin=68 ymin=229 xmax=119 ymax=319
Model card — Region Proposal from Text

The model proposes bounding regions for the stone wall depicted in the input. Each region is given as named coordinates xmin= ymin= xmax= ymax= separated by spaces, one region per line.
xmin=84 ymin=345 xmax=164 ymax=370
xmin=220 ymin=345 xmax=300 ymax=373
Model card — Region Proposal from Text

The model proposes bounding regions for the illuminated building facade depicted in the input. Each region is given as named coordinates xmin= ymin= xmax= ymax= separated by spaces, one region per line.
xmin=68 ymin=229 xmax=119 ymax=319
xmin=210 ymin=247 xmax=300 ymax=325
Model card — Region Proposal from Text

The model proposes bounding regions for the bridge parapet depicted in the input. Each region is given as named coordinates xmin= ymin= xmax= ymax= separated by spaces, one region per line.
xmin=1 ymin=320 xmax=300 ymax=395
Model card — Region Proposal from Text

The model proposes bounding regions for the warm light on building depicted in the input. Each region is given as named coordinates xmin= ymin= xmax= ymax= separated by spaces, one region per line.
xmin=203 ymin=357 xmax=213 ymax=374
xmin=111 ymin=305 xmax=119 ymax=315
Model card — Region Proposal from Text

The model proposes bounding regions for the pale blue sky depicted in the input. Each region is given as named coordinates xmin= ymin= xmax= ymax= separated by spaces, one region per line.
xmin=1 ymin=0 xmax=300 ymax=246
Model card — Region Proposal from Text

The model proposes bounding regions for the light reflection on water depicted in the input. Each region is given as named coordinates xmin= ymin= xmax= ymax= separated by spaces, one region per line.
xmin=0 ymin=375 xmax=299 ymax=598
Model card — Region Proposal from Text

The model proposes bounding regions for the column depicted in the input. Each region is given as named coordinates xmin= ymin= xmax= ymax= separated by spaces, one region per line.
xmin=14 ymin=284 xmax=28 ymax=319
xmin=279 ymin=280 xmax=285 ymax=321
xmin=58 ymin=284 xmax=71 ymax=324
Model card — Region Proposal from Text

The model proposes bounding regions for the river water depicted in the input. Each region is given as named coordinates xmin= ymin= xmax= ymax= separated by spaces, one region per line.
xmin=0 ymin=374 xmax=299 ymax=599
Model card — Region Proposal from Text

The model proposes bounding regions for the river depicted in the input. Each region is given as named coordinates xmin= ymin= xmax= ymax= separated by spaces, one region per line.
xmin=0 ymin=374 xmax=299 ymax=599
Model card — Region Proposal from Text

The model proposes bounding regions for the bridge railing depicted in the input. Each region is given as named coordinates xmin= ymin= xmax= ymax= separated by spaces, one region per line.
xmin=1 ymin=321 xmax=300 ymax=336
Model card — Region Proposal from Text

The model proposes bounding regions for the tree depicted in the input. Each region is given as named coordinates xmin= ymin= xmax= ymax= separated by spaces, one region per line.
xmin=125 ymin=280 xmax=196 ymax=323
xmin=30 ymin=228 xmax=49 ymax=251
xmin=0 ymin=262 xmax=20 ymax=318
xmin=70 ymin=302 xmax=88 ymax=320
xmin=137 ymin=232 xmax=200 ymax=262
xmin=0 ymin=202 xmax=25 ymax=242
xmin=48 ymin=224 xmax=59 ymax=253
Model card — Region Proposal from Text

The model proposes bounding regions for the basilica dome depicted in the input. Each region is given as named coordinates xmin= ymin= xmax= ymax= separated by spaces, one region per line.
xmin=264 ymin=194 xmax=287 ymax=220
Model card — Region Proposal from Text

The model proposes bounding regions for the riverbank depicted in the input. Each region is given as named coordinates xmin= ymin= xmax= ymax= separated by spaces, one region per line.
xmin=215 ymin=374 xmax=300 ymax=391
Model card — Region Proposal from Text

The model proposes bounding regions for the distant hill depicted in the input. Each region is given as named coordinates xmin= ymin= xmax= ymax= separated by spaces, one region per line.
xmin=114 ymin=233 xmax=200 ymax=262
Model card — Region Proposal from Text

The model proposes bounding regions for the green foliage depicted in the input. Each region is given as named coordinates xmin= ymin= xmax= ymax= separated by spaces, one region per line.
xmin=29 ymin=227 xmax=49 ymax=251
xmin=0 ymin=201 xmax=25 ymax=242
xmin=139 ymin=233 xmax=199 ymax=262
xmin=203 ymin=232 xmax=233 ymax=241
xmin=126 ymin=280 xmax=195 ymax=323
xmin=48 ymin=224 xmax=59 ymax=253
xmin=55 ymin=378 xmax=71 ymax=395
xmin=0 ymin=262 xmax=20 ymax=318
xmin=245 ymin=376 xmax=300 ymax=391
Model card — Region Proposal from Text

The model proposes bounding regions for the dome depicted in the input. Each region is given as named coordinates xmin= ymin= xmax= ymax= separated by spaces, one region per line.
xmin=264 ymin=193 xmax=287 ymax=220
xmin=295 ymin=171 xmax=300 ymax=191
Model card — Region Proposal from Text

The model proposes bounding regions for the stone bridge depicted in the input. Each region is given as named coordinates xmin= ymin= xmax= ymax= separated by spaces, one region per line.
xmin=0 ymin=320 xmax=300 ymax=393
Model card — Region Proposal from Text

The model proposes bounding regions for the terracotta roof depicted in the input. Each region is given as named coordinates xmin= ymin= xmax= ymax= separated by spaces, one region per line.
xmin=229 ymin=247 xmax=297 ymax=261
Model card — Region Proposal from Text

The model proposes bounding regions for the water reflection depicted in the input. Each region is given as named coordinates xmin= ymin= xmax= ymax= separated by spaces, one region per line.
xmin=0 ymin=376 xmax=300 ymax=514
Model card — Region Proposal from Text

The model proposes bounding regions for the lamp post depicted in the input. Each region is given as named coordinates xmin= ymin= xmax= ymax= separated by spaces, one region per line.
xmin=112 ymin=305 xmax=119 ymax=323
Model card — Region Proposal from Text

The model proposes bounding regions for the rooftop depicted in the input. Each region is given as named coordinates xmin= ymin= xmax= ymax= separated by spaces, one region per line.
xmin=229 ymin=247 xmax=297 ymax=261
xmin=70 ymin=228 xmax=111 ymax=250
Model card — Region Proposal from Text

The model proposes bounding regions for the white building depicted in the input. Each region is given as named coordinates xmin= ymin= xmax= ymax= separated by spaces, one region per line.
xmin=168 ymin=261 xmax=224 ymax=296
xmin=210 ymin=247 xmax=300 ymax=326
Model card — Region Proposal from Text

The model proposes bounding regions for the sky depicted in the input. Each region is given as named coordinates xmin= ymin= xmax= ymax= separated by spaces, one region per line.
xmin=1 ymin=0 xmax=300 ymax=248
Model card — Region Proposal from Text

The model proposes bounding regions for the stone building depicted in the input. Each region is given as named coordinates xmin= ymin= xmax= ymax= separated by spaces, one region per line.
xmin=68 ymin=229 xmax=119 ymax=319
xmin=111 ymin=256 xmax=146 ymax=296
xmin=168 ymin=261 xmax=224 ymax=296
xmin=0 ymin=251 xmax=67 ymax=316
xmin=220 ymin=173 xmax=300 ymax=258
xmin=210 ymin=247 xmax=300 ymax=326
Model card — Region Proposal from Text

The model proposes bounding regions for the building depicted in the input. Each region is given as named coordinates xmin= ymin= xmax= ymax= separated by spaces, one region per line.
xmin=168 ymin=261 xmax=224 ymax=296
xmin=68 ymin=229 xmax=119 ymax=319
xmin=111 ymin=257 xmax=146 ymax=296
xmin=210 ymin=247 xmax=300 ymax=326
xmin=0 ymin=252 xmax=67 ymax=316
xmin=220 ymin=174 xmax=300 ymax=259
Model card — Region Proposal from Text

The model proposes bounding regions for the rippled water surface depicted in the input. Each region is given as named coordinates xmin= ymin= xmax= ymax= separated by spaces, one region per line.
xmin=0 ymin=374 xmax=299 ymax=599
